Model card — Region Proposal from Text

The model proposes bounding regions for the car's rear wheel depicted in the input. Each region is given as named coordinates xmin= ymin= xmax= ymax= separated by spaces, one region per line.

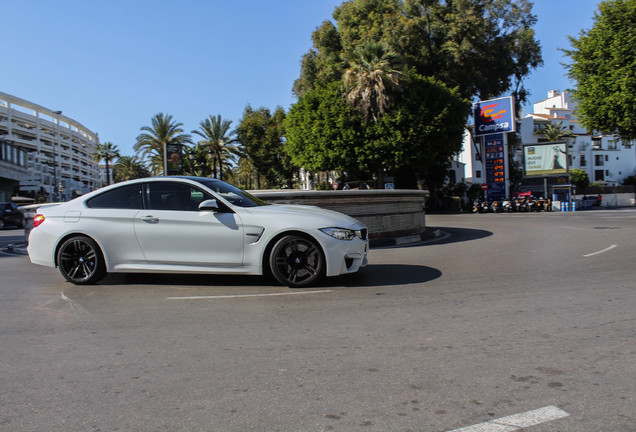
xmin=57 ymin=236 xmax=106 ymax=285
xmin=269 ymin=234 xmax=324 ymax=287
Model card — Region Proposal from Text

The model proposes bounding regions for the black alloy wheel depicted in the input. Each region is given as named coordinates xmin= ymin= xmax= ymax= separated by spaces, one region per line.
xmin=57 ymin=236 xmax=106 ymax=285
xmin=269 ymin=234 xmax=325 ymax=287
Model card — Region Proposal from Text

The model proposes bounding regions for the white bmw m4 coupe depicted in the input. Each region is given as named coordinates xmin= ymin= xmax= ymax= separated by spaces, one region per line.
xmin=27 ymin=177 xmax=369 ymax=287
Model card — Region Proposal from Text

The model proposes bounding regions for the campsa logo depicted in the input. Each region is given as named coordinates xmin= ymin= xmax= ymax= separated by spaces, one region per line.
xmin=477 ymin=101 xmax=511 ymax=133
xmin=480 ymin=103 xmax=507 ymax=123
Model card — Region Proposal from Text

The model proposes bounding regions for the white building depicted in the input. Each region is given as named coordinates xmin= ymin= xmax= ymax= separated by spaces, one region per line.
xmin=462 ymin=90 xmax=636 ymax=194
xmin=519 ymin=90 xmax=635 ymax=186
xmin=0 ymin=91 xmax=101 ymax=202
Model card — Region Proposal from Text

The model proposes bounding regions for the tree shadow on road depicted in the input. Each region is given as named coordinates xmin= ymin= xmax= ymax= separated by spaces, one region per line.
xmin=418 ymin=227 xmax=492 ymax=247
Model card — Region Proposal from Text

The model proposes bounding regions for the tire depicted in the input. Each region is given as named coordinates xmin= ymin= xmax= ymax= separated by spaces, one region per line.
xmin=57 ymin=236 xmax=107 ymax=285
xmin=269 ymin=234 xmax=325 ymax=287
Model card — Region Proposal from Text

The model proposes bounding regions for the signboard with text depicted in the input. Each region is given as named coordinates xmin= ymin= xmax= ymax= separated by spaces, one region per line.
xmin=523 ymin=143 xmax=568 ymax=176
xmin=473 ymin=96 xmax=515 ymax=137
xmin=166 ymin=143 xmax=183 ymax=176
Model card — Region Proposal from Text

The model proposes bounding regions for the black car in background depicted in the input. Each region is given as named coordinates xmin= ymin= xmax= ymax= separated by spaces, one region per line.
xmin=0 ymin=202 xmax=24 ymax=228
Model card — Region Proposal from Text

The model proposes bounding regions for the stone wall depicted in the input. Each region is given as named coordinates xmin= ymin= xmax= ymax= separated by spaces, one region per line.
xmin=252 ymin=189 xmax=429 ymax=240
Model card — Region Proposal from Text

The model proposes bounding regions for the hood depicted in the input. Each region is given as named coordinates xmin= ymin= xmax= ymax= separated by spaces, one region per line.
xmin=243 ymin=204 xmax=363 ymax=228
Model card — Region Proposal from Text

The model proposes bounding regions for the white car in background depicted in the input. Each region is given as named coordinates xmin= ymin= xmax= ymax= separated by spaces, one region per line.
xmin=27 ymin=177 xmax=368 ymax=287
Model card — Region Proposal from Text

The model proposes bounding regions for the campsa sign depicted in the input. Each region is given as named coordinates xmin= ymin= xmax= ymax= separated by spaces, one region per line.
xmin=473 ymin=96 xmax=515 ymax=136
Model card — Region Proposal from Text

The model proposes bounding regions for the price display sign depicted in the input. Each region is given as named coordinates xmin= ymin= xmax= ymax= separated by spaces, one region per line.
xmin=484 ymin=133 xmax=507 ymax=201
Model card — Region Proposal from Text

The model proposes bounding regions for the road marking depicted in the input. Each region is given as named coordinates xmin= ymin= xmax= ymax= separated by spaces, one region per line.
xmin=583 ymin=244 xmax=617 ymax=257
xmin=448 ymin=405 xmax=569 ymax=432
xmin=167 ymin=290 xmax=332 ymax=300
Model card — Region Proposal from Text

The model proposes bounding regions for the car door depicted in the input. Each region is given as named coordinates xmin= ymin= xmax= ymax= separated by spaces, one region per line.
xmin=133 ymin=181 xmax=244 ymax=267
xmin=83 ymin=182 xmax=147 ymax=268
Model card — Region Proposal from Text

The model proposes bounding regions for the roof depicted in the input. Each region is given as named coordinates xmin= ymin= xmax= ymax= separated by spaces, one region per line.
xmin=528 ymin=113 xmax=569 ymax=121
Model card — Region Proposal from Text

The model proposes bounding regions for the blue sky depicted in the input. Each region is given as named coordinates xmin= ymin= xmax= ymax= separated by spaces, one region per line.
xmin=3 ymin=0 xmax=601 ymax=157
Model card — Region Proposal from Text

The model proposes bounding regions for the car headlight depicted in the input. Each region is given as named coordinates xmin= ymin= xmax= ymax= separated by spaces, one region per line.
xmin=320 ymin=227 xmax=356 ymax=241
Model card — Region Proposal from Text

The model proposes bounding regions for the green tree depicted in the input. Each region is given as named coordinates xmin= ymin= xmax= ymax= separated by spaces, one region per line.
xmin=236 ymin=106 xmax=294 ymax=188
xmin=113 ymin=155 xmax=150 ymax=182
xmin=570 ymin=168 xmax=590 ymax=190
xmin=539 ymin=121 xmax=574 ymax=142
xmin=92 ymin=141 xmax=120 ymax=186
xmin=289 ymin=0 xmax=541 ymax=190
xmin=295 ymin=0 xmax=542 ymax=104
xmin=134 ymin=113 xmax=191 ymax=176
xmin=285 ymin=74 xmax=469 ymax=188
xmin=192 ymin=115 xmax=239 ymax=180
xmin=183 ymin=142 xmax=214 ymax=177
xmin=564 ymin=0 xmax=636 ymax=138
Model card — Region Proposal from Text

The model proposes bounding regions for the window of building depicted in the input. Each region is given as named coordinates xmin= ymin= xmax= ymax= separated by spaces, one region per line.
xmin=580 ymin=155 xmax=586 ymax=167
xmin=476 ymin=170 xmax=482 ymax=178
xmin=448 ymin=170 xmax=457 ymax=184
xmin=605 ymin=155 xmax=609 ymax=162
xmin=594 ymin=155 xmax=604 ymax=166
xmin=592 ymin=138 xmax=602 ymax=149
xmin=595 ymin=170 xmax=605 ymax=181
xmin=608 ymin=140 xmax=618 ymax=150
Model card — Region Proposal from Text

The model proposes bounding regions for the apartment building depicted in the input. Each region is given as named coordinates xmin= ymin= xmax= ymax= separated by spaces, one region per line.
xmin=464 ymin=90 xmax=636 ymax=195
xmin=519 ymin=90 xmax=635 ymax=186
xmin=0 ymin=91 xmax=101 ymax=202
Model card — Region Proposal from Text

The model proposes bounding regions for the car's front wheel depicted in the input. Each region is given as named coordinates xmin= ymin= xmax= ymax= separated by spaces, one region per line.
xmin=57 ymin=236 xmax=107 ymax=285
xmin=269 ymin=234 xmax=325 ymax=287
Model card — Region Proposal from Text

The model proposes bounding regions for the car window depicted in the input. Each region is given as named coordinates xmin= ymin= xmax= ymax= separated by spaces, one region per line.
xmin=146 ymin=182 xmax=212 ymax=211
xmin=86 ymin=184 xmax=143 ymax=209
xmin=191 ymin=178 xmax=268 ymax=207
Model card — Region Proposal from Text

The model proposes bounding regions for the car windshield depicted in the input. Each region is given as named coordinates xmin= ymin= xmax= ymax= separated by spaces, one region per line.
xmin=190 ymin=178 xmax=268 ymax=208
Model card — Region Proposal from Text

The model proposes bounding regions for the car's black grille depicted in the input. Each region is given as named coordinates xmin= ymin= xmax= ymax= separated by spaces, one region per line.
xmin=357 ymin=228 xmax=368 ymax=240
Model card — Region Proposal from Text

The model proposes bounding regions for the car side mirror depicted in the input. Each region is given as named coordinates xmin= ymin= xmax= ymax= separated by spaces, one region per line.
xmin=199 ymin=199 xmax=220 ymax=212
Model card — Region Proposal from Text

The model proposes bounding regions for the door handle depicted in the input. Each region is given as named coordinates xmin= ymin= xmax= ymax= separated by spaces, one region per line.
xmin=140 ymin=215 xmax=159 ymax=223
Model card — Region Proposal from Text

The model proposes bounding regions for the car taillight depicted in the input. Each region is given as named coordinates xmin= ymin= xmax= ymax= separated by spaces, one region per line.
xmin=33 ymin=214 xmax=45 ymax=228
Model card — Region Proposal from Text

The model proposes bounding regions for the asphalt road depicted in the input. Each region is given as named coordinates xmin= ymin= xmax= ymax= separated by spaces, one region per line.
xmin=1 ymin=209 xmax=634 ymax=431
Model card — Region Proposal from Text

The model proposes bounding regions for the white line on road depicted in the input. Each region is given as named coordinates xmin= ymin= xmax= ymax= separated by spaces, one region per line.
xmin=167 ymin=290 xmax=332 ymax=300
xmin=448 ymin=405 xmax=570 ymax=432
xmin=583 ymin=244 xmax=617 ymax=257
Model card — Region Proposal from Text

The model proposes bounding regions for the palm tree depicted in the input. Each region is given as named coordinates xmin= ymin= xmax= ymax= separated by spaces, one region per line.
xmin=134 ymin=113 xmax=191 ymax=176
xmin=183 ymin=142 xmax=214 ymax=177
xmin=192 ymin=115 xmax=240 ymax=180
xmin=92 ymin=141 xmax=120 ymax=186
xmin=539 ymin=121 xmax=575 ymax=141
xmin=113 ymin=155 xmax=150 ymax=182
xmin=234 ymin=153 xmax=258 ymax=190
xmin=343 ymin=42 xmax=402 ymax=124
